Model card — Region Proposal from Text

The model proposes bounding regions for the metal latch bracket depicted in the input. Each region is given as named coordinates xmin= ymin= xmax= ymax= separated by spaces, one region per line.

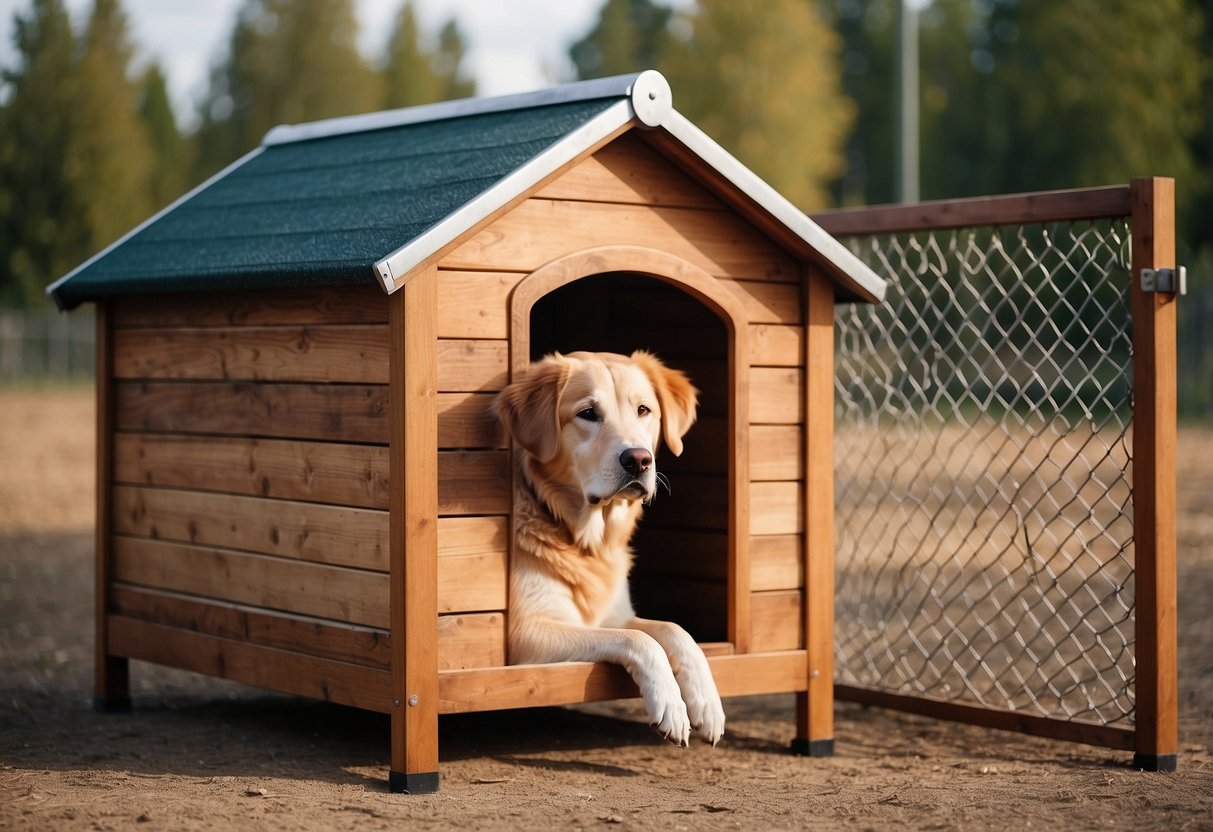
xmin=1140 ymin=266 xmax=1187 ymax=295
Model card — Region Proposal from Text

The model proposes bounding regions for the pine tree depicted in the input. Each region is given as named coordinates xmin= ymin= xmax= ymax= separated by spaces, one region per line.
xmin=66 ymin=0 xmax=155 ymax=255
xmin=0 ymin=0 xmax=85 ymax=306
xmin=568 ymin=0 xmax=672 ymax=80
xmin=193 ymin=0 xmax=379 ymax=179
xmin=380 ymin=1 xmax=474 ymax=109
xmin=138 ymin=62 xmax=186 ymax=210
xmin=661 ymin=0 xmax=855 ymax=210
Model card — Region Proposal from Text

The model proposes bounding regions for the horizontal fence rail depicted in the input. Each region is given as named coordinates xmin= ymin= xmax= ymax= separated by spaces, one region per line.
xmin=812 ymin=184 xmax=1172 ymax=755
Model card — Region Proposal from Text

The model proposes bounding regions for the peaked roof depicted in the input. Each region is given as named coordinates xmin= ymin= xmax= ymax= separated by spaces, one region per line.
xmin=49 ymin=71 xmax=885 ymax=310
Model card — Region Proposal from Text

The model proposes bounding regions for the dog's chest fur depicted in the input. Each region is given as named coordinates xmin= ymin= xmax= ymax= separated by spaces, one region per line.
xmin=512 ymin=481 xmax=640 ymax=625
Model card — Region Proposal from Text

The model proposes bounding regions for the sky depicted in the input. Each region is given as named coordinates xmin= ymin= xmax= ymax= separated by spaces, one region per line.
xmin=0 ymin=0 xmax=691 ymax=129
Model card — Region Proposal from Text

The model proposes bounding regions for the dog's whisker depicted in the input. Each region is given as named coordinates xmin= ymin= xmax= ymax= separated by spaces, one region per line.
xmin=655 ymin=471 xmax=672 ymax=496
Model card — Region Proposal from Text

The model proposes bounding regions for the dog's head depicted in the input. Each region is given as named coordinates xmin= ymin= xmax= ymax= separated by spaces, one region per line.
xmin=494 ymin=351 xmax=698 ymax=507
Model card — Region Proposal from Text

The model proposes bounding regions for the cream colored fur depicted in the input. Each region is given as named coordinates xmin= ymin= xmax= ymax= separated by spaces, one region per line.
xmin=494 ymin=351 xmax=726 ymax=746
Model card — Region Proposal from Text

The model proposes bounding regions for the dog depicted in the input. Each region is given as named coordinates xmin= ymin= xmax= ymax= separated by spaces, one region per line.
xmin=493 ymin=350 xmax=726 ymax=746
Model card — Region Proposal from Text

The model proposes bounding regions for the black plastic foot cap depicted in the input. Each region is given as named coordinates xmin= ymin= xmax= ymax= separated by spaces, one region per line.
xmin=1132 ymin=753 xmax=1177 ymax=772
xmin=389 ymin=770 xmax=439 ymax=794
xmin=791 ymin=738 xmax=835 ymax=757
xmin=93 ymin=695 xmax=132 ymax=714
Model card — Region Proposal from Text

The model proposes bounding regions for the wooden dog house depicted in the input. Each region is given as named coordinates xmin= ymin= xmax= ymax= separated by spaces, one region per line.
xmin=50 ymin=71 xmax=886 ymax=793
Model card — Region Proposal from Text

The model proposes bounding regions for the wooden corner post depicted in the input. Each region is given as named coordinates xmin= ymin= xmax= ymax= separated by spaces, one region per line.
xmin=94 ymin=300 xmax=130 ymax=712
xmin=389 ymin=267 xmax=441 ymax=792
xmin=1129 ymin=177 xmax=1179 ymax=772
xmin=794 ymin=269 xmax=835 ymax=756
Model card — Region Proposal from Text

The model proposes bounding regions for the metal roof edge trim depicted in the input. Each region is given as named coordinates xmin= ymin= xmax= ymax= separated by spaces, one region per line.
xmin=263 ymin=71 xmax=666 ymax=147
xmin=374 ymin=98 xmax=638 ymax=293
xmin=659 ymin=112 xmax=887 ymax=304
xmin=46 ymin=146 xmax=268 ymax=310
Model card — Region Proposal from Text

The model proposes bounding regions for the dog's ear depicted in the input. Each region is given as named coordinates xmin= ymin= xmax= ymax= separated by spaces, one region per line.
xmin=631 ymin=350 xmax=698 ymax=457
xmin=493 ymin=356 xmax=570 ymax=463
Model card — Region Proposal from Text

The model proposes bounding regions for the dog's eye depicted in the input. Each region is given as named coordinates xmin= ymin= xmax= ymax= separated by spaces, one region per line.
xmin=637 ymin=405 xmax=651 ymax=417
xmin=576 ymin=407 xmax=599 ymax=423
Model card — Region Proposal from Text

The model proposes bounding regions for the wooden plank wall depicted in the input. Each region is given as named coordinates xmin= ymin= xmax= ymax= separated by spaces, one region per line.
xmin=437 ymin=133 xmax=804 ymax=653
xmin=106 ymin=287 xmax=507 ymax=712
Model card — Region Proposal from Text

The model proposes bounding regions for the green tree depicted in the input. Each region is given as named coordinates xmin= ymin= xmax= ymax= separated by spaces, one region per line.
xmin=138 ymin=62 xmax=186 ymax=209
xmin=568 ymin=0 xmax=672 ymax=80
xmin=380 ymin=1 xmax=474 ymax=109
xmin=193 ymin=0 xmax=379 ymax=179
xmin=661 ymin=0 xmax=854 ymax=210
xmin=0 ymin=0 xmax=84 ymax=306
xmin=66 ymin=0 xmax=155 ymax=256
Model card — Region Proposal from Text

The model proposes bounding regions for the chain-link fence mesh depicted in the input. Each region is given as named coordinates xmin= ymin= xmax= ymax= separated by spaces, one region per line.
xmin=832 ymin=216 xmax=1137 ymax=728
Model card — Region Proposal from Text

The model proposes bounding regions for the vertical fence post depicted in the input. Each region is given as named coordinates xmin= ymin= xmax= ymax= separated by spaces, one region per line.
xmin=1129 ymin=176 xmax=1179 ymax=772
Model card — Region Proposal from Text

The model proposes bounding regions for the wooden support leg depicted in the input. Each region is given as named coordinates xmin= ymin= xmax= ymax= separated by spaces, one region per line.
xmin=388 ymin=270 xmax=440 ymax=793
xmin=94 ymin=301 xmax=130 ymax=714
xmin=793 ymin=271 xmax=835 ymax=756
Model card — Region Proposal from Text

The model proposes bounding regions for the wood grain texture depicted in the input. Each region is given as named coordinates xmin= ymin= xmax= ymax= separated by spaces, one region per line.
xmin=443 ymin=198 xmax=798 ymax=282
xmin=112 ymin=325 xmax=389 ymax=383
xmin=108 ymin=616 xmax=392 ymax=713
xmin=438 ymin=451 xmax=510 ymax=515
xmin=1129 ymin=177 xmax=1179 ymax=760
xmin=437 ymin=651 xmax=808 ymax=714
xmin=438 ymin=392 xmax=503 ymax=449
xmin=437 ymin=339 xmax=508 ymax=392
xmin=437 ymin=613 xmax=506 ymax=670
xmin=799 ymin=269 xmax=836 ymax=745
xmin=112 ymin=535 xmax=390 ymax=626
xmin=750 ymin=482 xmax=803 ymax=535
xmin=389 ymin=267 xmax=440 ymax=778
xmin=111 ymin=485 xmax=390 ymax=571
xmin=111 ymin=286 xmax=388 ymax=329
xmin=813 ymin=184 xmax=1132 ymax=236
xmin=750 ymin=589 xmax=803 ymax=652
xmin=436 ymin=271 xmax=524 ymax=340
xmin=535 ymin=132 xmax=724 ymax=209
xmin=113 ymin=433 xmax=390 ymax=509
xmin=750 ymin=425 xmax=803 ymax=481
xmin=751 ymin=535 xmax=803 ymax=592
xmin=114 ymin=381 xmax=390 ymax=443
xmin=110 ymin=584 xmax=391 ymax=668
xmin=724 ymin=280 xmax=802 ymax=325
xmin=748 ymin=324 xmax=804 ymax=366
xmin=750 ymin=368 xmax=804 ymax=424
xmin=95 ymin=302 xmax=129 ymax=704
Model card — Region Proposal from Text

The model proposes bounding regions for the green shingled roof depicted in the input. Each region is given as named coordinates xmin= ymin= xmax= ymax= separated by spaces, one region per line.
xmin=50 ymin=72 xmax=888 ymax=308
xmin=50 ymin=97 xmax=618 ymax=309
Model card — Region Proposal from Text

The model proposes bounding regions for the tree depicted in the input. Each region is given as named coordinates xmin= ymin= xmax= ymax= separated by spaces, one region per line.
xmin=661 ymin=0 xmax=854 ymax=210
xmin=193 ymin=0 xmax=379 ymax=179
xmin=0 ymin=0 xmax=84 ymax=306
xmin=568 ymin=0 xmax=672 ymax=80
xmin=139 ymin=62 xmax=186 ymax=210
xmin=65 ymin=0 xmax=155 ymax=257
xmin=380 ymin=1 xmax=474 ymax=109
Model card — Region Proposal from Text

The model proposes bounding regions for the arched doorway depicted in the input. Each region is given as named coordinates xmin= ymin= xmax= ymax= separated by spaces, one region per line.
xmin=509 ymin=246 xmax=751 ymax=650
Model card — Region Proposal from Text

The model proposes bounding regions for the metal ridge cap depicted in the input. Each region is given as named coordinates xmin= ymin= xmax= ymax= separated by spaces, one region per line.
xmin=46 ymin=145 xmax=268 ymax=311
xmin=659 ymin=111 xmax=887 ymax=304
xmin=263 ymin=71 xmax=663 ymax=147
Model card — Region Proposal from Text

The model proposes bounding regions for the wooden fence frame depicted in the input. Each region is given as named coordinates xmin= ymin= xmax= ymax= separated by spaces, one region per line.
xmin=811 ymin=178 xmax=1179 ymax=769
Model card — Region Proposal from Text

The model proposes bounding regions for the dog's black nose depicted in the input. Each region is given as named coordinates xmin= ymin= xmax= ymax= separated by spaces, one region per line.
xmin=619 ymin=448 xmax=652 ymax=477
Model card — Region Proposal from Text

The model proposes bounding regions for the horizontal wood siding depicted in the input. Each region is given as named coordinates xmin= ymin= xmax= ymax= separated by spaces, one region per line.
xmin=106 ymin=289 xmax=510 ymax=684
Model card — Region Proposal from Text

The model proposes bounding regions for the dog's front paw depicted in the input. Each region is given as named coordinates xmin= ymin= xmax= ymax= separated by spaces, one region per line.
xmin=641 ymin=675 xmax=691 ymax=747
xmin=685 ymin=687 xmax=725 ymax=746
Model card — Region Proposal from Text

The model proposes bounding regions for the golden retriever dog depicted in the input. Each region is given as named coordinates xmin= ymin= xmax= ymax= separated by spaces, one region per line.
xmin=493 ymin=350 xmax=725 ymax=746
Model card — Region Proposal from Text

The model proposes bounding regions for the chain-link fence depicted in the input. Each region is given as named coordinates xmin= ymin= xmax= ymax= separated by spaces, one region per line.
xmin=825 ymin=201 xmax=1139 ymax=732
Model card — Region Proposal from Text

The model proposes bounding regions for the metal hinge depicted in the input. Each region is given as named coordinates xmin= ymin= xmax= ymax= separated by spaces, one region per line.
xmin=1140 ymin=266 xmax=1187 ymax=295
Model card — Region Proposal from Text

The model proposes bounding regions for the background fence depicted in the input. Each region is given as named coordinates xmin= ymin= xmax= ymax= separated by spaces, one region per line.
xmin=815 ymin=180 xmax=1178 ymax=765
xmin=0 ymin=306 xmax=96 ymax=382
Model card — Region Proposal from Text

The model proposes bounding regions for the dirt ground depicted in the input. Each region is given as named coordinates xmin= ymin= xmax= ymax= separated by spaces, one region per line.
xmin=2 ymin=388 xmax=1211 ymax=831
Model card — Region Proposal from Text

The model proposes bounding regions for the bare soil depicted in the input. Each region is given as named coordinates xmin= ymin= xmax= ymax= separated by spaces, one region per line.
xmin=2 ymin=388 xmax=1211 ymax=831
